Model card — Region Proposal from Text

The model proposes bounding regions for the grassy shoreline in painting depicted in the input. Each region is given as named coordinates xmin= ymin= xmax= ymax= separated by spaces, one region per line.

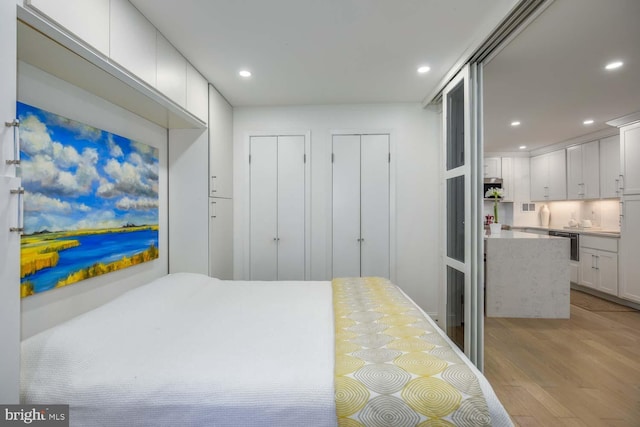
xmin=21 ymin=225 xmax=159 ymax=298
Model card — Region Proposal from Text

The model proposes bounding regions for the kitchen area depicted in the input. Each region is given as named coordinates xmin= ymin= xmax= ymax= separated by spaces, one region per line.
xmin=482 ymin=119 xmax=640 ymax=316
xmin=479 ymin=0 xmax=640 ymax=318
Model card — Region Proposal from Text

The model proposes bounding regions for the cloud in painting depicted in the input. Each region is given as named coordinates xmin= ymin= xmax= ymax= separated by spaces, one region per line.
xmin=24 ymin=212 xmax=78 ymax=233
xmin=19 ymin=114 xmax=100 ymax=196
xmin=44 ymin=111 xmax=102 ymax=142
xmin=130 ymin=140 xmax=159 ymax=164
xmin=20 ymin=114 xmax=53 ymax=156
xmin=115 ymin=196 xmax=159 ymax=211
xmin=23 ymin=192 xmax=92 ymax=214
xmin=24 ymin=192 xmax=72 ymax=213
xmin=107 ymin=134 xmax=124 ymax=158
xmin=18 ymin=102 xmax=159 ymax=234
xmin=74 ymin=210 xmax=121 ymax=230
xmin=98 ymin=158 xmax=157 ymax=198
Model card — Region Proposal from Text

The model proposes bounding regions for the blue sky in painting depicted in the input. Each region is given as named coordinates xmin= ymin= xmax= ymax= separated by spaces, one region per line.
xmin=17 ymin=102 xmax=159 ymax=234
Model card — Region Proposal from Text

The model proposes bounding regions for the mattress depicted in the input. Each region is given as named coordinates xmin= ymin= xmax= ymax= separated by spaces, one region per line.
xmin=21 ymin=273 xmax=512 ymax=426
xmin=21 ymin=273 xmax=337 ymax=427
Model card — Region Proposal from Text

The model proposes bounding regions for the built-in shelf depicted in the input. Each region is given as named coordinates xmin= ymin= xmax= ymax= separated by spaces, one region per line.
xmin=16 ymin=6 xmax=205 ymax=130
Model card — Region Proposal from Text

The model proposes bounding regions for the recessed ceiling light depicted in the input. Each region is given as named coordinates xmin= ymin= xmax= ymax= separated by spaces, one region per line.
xmin=605 ymin=61 xmax=623 ymax=70
xmin=511 ymin=121 xmax=521 ymax=127
xmin=519 ymin=145 xmax=527 ymax=150
xmin=417 ymin=65 xmax=431 ymax=74
xmin=583 ymin=119 xmax=594 ymax=125
xmin=239 ymin=70 xmax=252 ymax=77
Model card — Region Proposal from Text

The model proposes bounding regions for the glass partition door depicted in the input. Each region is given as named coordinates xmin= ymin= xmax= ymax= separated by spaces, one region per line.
xmin=441 ymin=65 xmax=483 ymax=366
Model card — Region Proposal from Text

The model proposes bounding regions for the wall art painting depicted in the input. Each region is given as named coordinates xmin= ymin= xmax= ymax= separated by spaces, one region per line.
xmin=17 ymin=102 xmax=159 ymax=298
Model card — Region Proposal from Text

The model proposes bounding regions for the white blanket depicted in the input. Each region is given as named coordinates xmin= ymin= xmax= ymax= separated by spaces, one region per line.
xmin=21 ymin=273 xmax=337 ymax=427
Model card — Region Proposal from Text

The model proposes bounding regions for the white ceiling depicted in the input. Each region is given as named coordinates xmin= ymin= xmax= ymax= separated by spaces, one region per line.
xmin=129 ymin=0 xmax=518 ymax=106
xmin=483 ymin=0 xmax=640 ymax=153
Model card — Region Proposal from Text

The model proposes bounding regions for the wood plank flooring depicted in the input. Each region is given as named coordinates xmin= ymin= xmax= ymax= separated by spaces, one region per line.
xmin=484 ymin=294 xmax=640 ymax=426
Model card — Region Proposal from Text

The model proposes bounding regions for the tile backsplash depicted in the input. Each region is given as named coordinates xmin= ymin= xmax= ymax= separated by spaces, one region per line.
xmin=545 ymin=200 xmax=620 ymax=230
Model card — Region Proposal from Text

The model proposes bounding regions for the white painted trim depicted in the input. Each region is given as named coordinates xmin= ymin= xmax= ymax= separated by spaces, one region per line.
xmin=606 ymin=111 xmax=640 ymax=128
xmin=243 ymin=130 xmax=312 ymax=280
xmin=326 ymin=130 xmax=397 ymax=284
xmin=440 ymin=66 xmax=475 ymax=360
xmin=484 ymin=151 xmax=531 ymax=158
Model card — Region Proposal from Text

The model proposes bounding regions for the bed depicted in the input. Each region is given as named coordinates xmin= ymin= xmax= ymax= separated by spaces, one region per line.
xmin=21 ymin=273 xmax=512 ymax=426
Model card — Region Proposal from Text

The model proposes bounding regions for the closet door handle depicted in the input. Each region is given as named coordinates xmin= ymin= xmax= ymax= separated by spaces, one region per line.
xmin=210 ymin=201 xmax=216 ymax=218
xmin=5 ymin=119 xmax=20 ymax=165
xmin=9 ymin=187 xmax=24 ymax=234
xmin=211 ymin=175 xmax=217 ymax=193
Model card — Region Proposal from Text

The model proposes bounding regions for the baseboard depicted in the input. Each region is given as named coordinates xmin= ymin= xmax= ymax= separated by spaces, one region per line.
xmin=571 ymin=283 xmax=640 ymax=311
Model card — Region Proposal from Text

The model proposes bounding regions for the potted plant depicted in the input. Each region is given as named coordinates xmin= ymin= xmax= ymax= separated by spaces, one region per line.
xmin=485 ymin=187 xmax=504 ymax=234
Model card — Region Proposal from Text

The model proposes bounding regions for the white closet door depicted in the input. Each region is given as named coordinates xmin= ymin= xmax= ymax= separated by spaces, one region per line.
xmin=361 ymin=135 xmax=390 ymax=278
xmin=333 ymin=135 xmax=361 ymax=277
xmin=277 ymin=136 xmax=305 ymax=280
xmin=250 ymin=136 xmax=278 ymax=280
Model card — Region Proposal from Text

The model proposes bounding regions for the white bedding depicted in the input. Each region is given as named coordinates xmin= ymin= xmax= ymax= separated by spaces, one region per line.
xmin=21 ymin=273 xmax=511 ymax=426
xmin=21 ymin=273 xmax=337 ymax=427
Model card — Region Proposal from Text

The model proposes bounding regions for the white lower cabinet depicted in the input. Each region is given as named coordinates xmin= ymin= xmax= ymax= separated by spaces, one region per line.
xmin=209 ymin=198 xmax=233 ymax=280
xmin=570 ymin=260 xmax=579 ymax=284
xmin=579 ymin=235 xmax=618 ymax=296
xmin=620 ymin=195 xmax=640 ymax=302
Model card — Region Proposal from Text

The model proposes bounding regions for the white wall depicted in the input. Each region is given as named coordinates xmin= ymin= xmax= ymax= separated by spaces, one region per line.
xmin=233 ymin=103 xmax=440 ymax=314
xmin=19 ymin=62 xmax=169 ymax=339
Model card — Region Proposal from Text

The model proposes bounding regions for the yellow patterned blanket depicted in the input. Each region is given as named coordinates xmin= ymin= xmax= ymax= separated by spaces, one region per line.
xmin=333 ymin=277 xmax=491 ymax=427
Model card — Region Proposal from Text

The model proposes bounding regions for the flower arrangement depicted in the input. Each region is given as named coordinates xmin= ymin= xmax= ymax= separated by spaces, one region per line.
xmin=485 ymin=187 xmax=504 ymax=223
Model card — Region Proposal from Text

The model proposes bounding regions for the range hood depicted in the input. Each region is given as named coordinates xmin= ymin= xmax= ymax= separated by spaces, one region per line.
xmin=484 ymin=177 xmax=503 ymax=184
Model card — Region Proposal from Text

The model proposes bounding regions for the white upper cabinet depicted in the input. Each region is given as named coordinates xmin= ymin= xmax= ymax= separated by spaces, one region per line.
xmin=620 ymin=122 xmax=640 ymax=195
xmin=501 ymin=157 xmax=513 ymax=201
xmin=484 ymin=157 xmax=501 ymax=178
xmin=530 ymin=149 xmax=566 ymax=201
xmin=566 ymin=140 xmax=599 ymax=200
xmin=187 ymin=63 xmax=209 ymax=123
xmin=110 ymin=0 xmax=157 ymax=86
xmin=600 ymin=134 xmax=621 ymax=199
xmin=209 ymin=85 xmax=233 ymax=198
xmin=156 ymin=32 xmax=187 ymax=108
xmin=28 ymin=0 xmax=110 ymax=56
xmin=27 ymin=0 xmax=210 ymax=123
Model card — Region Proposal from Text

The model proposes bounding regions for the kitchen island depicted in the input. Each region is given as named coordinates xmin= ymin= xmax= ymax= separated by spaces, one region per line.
xmin=485 ymin=230 xmax=570 ymax=318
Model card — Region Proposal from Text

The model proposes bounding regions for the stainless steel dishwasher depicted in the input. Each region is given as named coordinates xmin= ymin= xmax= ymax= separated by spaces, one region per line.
xmin=548 ymin=230 xmax=579 ymax=261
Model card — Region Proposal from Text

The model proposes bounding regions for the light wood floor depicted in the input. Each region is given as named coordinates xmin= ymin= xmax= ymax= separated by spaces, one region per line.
xmin=484 ymin=295 xmax=640 ymax=426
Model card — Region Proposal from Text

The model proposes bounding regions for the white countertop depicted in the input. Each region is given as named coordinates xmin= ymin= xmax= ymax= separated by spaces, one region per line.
xmin=512 ymin=225 xmax=620 ymax=238
xmin=485 ymin=230 xmax=562 ymax=239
